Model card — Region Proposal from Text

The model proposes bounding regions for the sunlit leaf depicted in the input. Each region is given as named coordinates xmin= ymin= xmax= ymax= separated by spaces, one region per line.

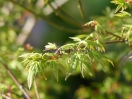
xmin=28 ymin=66 xmax=35 ymax=89
xmin=115 ymin=3 xmax=124 ymax=13
xmin=95 ymin=24 xmax=105 ymax=35
xmin=83 ymin=57 xmax=94 ymax=76
xmin=19 ymin=53 xmax=30 ymax=58
xmin=80 ymin=60 xmax=84 ymax=78
xmin=70 ymin=37 xmax=82 ymax=42
xmin=65 ymin=55 xmax=79 ymax=80
xmin=86 ymin=40 xmax=104 ymax=50
xmin=61 ymin=43 xmax=75 ymax=50
xmin=45 ymin=42 xmax=57 ymax=50
xmin=114 ymin=11 xmax=131 ymax=18
xmin=77 ymin=34 xmax=89 ymax=39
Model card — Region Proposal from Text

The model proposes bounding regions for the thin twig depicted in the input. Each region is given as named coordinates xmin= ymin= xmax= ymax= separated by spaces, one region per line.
xmin=105 ymin=30 xmax=122 ymax=39
xmin=33 ymin=78 xmax=40 ymax=99
xmin=105 ymin=40 xmax=124 ymax=44
xmin=78 ymin=0 xmax=86 ymax=22
xmin=54 ymin=2 xmax=83 ymax=25
xmin=6 ymin=0 xmax=90 ymax=34
xmin=1 ymin=94 xmax=12 ymax=99
xmin=6 ymin=0 xmax=126 ymax=43
xmin=0 ymin=61 xmax=31 ymax=99
xmin=48 ymin=3 xmax=81 ymax=28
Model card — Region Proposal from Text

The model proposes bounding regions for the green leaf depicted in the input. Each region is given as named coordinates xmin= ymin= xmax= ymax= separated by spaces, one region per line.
xmin=39 ymin=61 xmax=47 ymax=80
xmin=80 ymin=60 xmax=84 ymax=78
xmin=61 ymin=43 xmax=75 ymax=50
xmin=77 ymin=34 xmax=89 ymax=39
xmin=82 ymin=54 xmax=94 ymax=75
xmin=65 ymin=55 xmax=79 ymax=80
xmin=45 ymin=42 xmax=57 ymax=50
xmin=19 ymin=53 xmax=30 ymax=58
xmin=114 ymin=11 xmax=131 ymax=18
xmin=77 ymin=40 xmax=87 ymax=48
xmin=90 ymin=51 xmax=105 ymax=71
xmin=86 ymin=40 xmax=105 ymax=52
xmin=123 ymin=24 xmax=132 ymax=28
xmin=28 ymin=66 xmax=35 ymax=89
xmin=0 ymin=83 xmax=8 ymax=93
xmin=115 ymin=3 xmax=124 ymax=13
xmin=57 ymin=62 xmax=67 ymax=75
xmin=105 ymin=58 xmax=114 ymax=67
xmin=83 ymin=61 xmax=93 ymax=76
xmin=80 ymin=56 xmax=93 ymax=77
xmin=95 ymin=24 xmax=105 ymax=35
xmin=49 ymin=61 xmax=58 ymax=81
xmin=70 ymin=37 xmax=82 ymax=42
xmin=111 ymin=0 xmax=125 ymax=4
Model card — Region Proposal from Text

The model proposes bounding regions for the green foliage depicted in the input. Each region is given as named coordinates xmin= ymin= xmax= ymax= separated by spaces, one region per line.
xmin=1 ymin=0 xmax=132 ymax=99
xmin=20 ymin=20 xmax=115 ymax=88
xmin=111 ymin=0 xmax=132 ymax=13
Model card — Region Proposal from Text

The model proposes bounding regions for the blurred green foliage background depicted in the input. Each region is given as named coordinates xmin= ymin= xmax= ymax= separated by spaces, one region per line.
xmin=1 ymin=0 xmax=132 ymax=99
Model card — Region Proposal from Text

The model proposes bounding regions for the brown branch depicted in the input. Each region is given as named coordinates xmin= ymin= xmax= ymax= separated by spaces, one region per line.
xmin=1 ymin=94 xmax=12 ymax=99
xmin=78 ymin=0 xmax=86 ymax=22
xmin=55 ymin=2 xmax=83 ymax=25
xmin=33 ymin=78 xmax=40 ymax=99
xmin=48 ymin=3 xmax=82 ymax=28
xmin=0 ymin=61 xmax=31 ymax=99
xmin=105 ymin=30 xmax=122 ymax=39
xmin=6 ymin=0 xmax=90 ymax=34
xmin=105 ymin=40 xmax=124 ymax=44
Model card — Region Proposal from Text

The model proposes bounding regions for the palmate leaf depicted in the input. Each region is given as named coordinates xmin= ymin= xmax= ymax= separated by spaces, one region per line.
xmin=65 ymin=54 xmax=79 ymax=80
xmin=79 ymin=55 xmax=94 ymax=77
xmin=46 ymin=59 xmax=67 ymax=81
xmin=65 ymin=53 xmax=95 ymax=79
xmin=20 ymin=40 xmax=113 ymax=88
xmin=20 ymin=52 xmax=45 ymax=88
xmin=27 ymin=61 xmax=46 ymax=89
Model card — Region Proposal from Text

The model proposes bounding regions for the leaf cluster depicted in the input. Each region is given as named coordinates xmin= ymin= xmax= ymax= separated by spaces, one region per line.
xmin=20 ymin=21 xmax=113 ymax=88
